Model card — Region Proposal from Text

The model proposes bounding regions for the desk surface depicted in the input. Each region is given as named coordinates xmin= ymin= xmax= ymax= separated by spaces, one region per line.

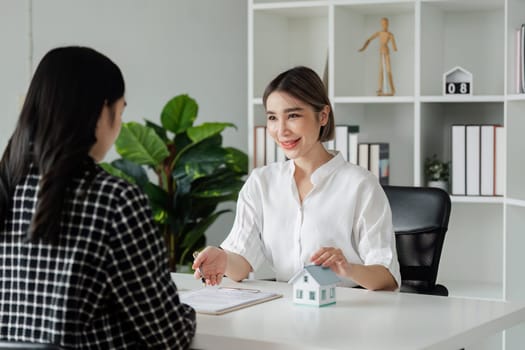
xmin=171 ymin=273 xmax=525 ymax=350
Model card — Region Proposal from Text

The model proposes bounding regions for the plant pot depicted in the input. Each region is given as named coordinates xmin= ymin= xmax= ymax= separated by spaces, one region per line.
xmin=427 ymin=180 xmax=448 ymax=192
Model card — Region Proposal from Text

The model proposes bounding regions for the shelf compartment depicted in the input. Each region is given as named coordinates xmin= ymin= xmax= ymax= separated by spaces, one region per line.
xmin=507 ymin=100 xmax=525 ymax=201
xmin=506 ymin=205 xmax=525 ymax=301
xmin=252 ymin=4 xmax=329 ymax=98
xmin=506 ymin=0 xmax=525 ymax=94
xmin=334 ymin=102 xmax=414 ymax=186
xmin=334 ymin=2 xmax=415 ymax=97
xmin=420 ymin=1 xmax=504 ymax=96
xmin=438 ymin=202 xmax=504 ymax=297
xmin=505 ymin=203 xmax=525 ymax=350
xmin=419 ymin=101 xmax=503 ymax=186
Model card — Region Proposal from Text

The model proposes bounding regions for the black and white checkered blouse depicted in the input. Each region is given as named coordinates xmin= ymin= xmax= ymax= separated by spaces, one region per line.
xmin=0 ymin=162 xmax=196 ymax=349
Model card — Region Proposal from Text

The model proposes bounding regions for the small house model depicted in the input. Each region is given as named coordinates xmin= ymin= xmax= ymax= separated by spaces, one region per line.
xmin=443 ymin=66 xmax=473 ymax=95
xmin=288 ymin=265 xmax=340 ymax=307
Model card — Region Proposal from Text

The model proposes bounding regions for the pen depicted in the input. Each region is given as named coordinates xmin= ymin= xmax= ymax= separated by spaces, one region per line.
xmin=193 ymin=251 xmax=206 ymax=286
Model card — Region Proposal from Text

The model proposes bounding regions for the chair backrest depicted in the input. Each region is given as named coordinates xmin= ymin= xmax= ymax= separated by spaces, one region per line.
xmin=382 ymin=185 xmax=451 ymax=296
xmin=0 ymin=342 xmax=62 ymax=350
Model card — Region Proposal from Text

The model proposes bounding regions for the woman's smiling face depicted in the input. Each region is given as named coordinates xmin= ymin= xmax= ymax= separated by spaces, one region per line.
xmin=265 ymin=90 xmax=328 ymax=161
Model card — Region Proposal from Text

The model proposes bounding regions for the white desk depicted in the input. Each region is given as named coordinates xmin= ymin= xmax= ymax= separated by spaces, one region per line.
xmin=171 ymin=273 xmax=525 ymax=350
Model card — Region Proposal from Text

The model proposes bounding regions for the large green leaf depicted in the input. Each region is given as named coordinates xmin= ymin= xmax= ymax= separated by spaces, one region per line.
xmin=171 ymin=177 xmax=192 ymax=228
xmin=178 ymin=147 xmax=226 ymax=181
xmin=143 ymin=182 xmax=170 ymax=225
xmin=115 ymin=122 xmax=169 ymax=167
xmin=172 ymin=135 xmax=226 ymax=181
xmin=192 ymin=179 xmax=245 ymax=198
xmin=165 ymin=211 xmax=183 ymax=240
xmin=173 ymin=131 xmax=192 ymax=154
xmin=161 ymin=94 xmax=198 ymax=134
xmin=187 ymin=122 xmax=236 ymax=143
xmin=189 ymin=200 xmax=218 ymax=221
xmin=173 ymin=133 xmax=223 ymax=169
xmin=189 ymin=171 xmax=244 ymax=219
xmin=224 ymin=147 xmax=248 ymax=174
xmin=144 ymin=182 xmax=169 ymax=208
xmin=191 ymin=169 xmax=244 ymax=196
xmin=145 ymin=119 xmax=168 ymax=143
xmin=99 ymin=163 xmax=136 ymax=184
xmin=111 ymin=159 xmax=149 ymax=187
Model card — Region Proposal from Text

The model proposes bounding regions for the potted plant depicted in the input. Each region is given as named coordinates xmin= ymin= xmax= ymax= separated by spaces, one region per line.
xmin=424 ymin=154 xmax=450 ymax=192
xmin=101 ymin=94 xmax=248 ymax=271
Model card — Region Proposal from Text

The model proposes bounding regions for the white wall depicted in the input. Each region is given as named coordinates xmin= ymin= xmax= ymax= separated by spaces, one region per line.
xmin=0 ymin=1 xmax=29 ymax=154
xmin=0 ymin=0 xmax=248 ymax=246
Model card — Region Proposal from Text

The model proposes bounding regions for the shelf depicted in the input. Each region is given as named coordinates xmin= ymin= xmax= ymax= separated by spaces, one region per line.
xmin=334 ymin=103 xmax=414 ymax=186
xmin=333 ymin=96 xmax=414 ymax=103
xmin=420 ymin=1 xmax=504 ymax=96
xmin=420 ymin=95 xmax=505 ymax=103
xmin=253 ymin=1 xmax=328 ymax=15
xmin=252 ymin=3 xmax=328 ymax=99
xmin=507 ymin=94 xmax=525 ymax=101
xmin=450 ymin=195 xmax=504 ymax=204
xmin=334 ymin=2 xmax=415 ymax=97
xmin=333 ymin=1 xmax=415 ymax=13
xmin=506 ymin=198 xmax=525 ymax=208
xmin=420 ymin=0 xmax=503 ymax=12
xmin=253 ymin=0 xmax=326 ymax=6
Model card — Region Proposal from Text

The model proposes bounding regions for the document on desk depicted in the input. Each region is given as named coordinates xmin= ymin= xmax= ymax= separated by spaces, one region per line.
xmin=179 ymin=286 xmax=282 ymax=315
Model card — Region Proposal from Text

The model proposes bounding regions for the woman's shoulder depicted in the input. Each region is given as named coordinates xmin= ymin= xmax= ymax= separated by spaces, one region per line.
xmin=331 ymin=160 xmax=385 ymax=195
xmin=336 ymin=161 xmax=376 ymax=182
xmin=90 ymin=165 xmax=146 ymax=201
xmin=249 ymin=160 xmax=292 ymax=182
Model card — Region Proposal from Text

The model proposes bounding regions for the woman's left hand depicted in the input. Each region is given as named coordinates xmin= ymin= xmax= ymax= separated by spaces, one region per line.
xmin=312 ymin=247 xmax=397 ymax=291
xmin=310 ymin=247 xmax=351 ymax=276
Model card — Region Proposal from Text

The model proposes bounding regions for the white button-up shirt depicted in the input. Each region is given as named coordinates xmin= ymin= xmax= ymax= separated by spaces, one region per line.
xmin=221 ymin=152 xmax=401 ymax=287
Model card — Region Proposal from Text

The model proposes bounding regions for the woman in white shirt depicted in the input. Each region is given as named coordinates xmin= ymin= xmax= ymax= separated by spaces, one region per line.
xmin=193 ymin=66 xmax=400 ymax=291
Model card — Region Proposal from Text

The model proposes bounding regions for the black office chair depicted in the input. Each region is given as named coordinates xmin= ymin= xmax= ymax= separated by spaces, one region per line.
xmin=0 ymin=342 xmax=62 ymax=350
xmin=383 ymin=185 xmax=451 ymax=296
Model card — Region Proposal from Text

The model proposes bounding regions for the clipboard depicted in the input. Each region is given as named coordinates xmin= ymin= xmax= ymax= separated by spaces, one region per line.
xmin=179 ymin=286 xmax=282 ymax=315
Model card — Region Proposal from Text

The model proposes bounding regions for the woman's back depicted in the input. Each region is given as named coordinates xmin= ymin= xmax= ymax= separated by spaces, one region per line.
xmin=1 ymin=161 xmax=195 ymax=349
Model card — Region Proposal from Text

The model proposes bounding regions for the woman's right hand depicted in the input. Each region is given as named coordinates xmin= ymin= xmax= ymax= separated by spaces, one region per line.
xmin=192 ymin=246 xmax=227 ymax=286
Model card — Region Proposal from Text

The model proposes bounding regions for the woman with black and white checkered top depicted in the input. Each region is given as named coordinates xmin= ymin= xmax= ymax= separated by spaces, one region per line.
xmin=0 ymin=46 xmax=196 ymax=349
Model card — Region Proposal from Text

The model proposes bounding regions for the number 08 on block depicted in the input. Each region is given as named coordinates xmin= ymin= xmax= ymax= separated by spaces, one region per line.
xmin=443 ymin=66 xmax=473 ymax=95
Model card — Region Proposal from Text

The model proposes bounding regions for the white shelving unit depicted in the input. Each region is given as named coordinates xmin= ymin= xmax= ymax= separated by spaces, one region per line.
xmin=248 ymin=1 xmax=525 ymax=347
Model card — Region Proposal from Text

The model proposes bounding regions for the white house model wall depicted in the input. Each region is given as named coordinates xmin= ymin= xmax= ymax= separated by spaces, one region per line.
xmin=289 ymin=265 xmax=340 ymax=307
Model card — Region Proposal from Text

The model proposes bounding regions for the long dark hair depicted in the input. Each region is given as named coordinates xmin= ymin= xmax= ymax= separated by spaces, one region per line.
xmin=262 ymin=66 xmax=335 ymax=142
xmin=0 ymin=46 xmax=125 ymax=243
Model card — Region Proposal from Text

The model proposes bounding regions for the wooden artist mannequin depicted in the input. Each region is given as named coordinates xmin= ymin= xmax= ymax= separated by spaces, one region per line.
xmin=359 ymin=17 xmax=397 ymax=96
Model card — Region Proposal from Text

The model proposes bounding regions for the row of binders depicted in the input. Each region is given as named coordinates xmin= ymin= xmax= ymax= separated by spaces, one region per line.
xmin=253 ymin=126 xmax=286 ymax=167
xmin=357 ymin=143 xmax=390 ymax=185
xmin=451 ymin=124 xmax=504 ymax=196
xmin=515 ymin=24 xmax=525 ymax=93
xmin=323 ymin=126 xmax=390 ymax=185
xmin=323 ymin=125 xmax=359 ymax=164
